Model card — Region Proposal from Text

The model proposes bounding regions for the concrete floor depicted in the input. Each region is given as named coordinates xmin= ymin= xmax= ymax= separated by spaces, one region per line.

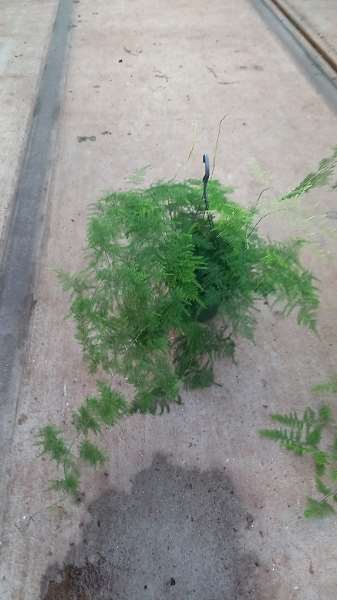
xmin=282 ymin=0 xmax=337 ymax=62
xmin=0 ymin=0 xmax=57 ymax=250
xmin=1 ymin=0 xmax=337 ymax=599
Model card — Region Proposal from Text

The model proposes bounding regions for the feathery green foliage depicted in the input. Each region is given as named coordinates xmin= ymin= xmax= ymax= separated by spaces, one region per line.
xmin=260 ymin=405 xmax=337 ymax=517
xmin=60 ymin=179 xmax=318 ymax=416
xmin=80 ymin=440 xmax=105 ymax=466
xmin=38 ymin=384 xmax=129 ymax=496
xmin=38 ymin=425 xmax=70 ymax=465
xmin=50 ymin=470 xmax=80 ymax=497
xmin=73 ymin=404 xmax=101 ymax=435
xmin=86 ymin=383 xmax=129 ymax=425
xmin=281 ymin=146 xmax=337 ymax=201
xmin=304 ymin=498 xmax=335 ymax=518
xmin=39 ymin=147 xmax=336 ymax=497
xmin=38 ymin=426 xmax=81 ymax=497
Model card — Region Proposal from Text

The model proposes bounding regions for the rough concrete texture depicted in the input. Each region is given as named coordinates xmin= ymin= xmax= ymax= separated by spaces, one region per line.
xmin=0 ymin=0 xmax=58 ymax=250
xmin=1 ymin=0 xmax=337 ymax=599
xmin=281 ymin=0 xmax=337 ymax=63
xmin=41 ymin=455 xmax=260 ymax=599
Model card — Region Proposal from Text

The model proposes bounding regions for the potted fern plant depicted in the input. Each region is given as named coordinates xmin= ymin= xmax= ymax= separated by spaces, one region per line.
xmin=39 ymin=154 xmax=321 ymax=495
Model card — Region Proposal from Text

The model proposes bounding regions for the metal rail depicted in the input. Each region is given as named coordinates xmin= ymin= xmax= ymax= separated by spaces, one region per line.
xmin=267 ymin=0 xmax=337 ymax=76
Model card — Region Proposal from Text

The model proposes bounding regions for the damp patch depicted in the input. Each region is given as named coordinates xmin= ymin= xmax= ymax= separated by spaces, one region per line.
xmin=41 ymin=454 xmax=260 ymax=599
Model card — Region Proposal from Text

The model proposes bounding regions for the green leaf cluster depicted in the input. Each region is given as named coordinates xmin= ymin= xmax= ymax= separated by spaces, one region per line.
xmin=38 ymin=383 xmax=128 ymax=496
xmin=281 ymin=146 xmax=337 ymax=201
xmin=260 ymin=405 xmax=337 ymax=517
xmin=312 ymin=374 xmax=337 ymax=396
xmin=61 ymin=179 xmax=318 ymax=415
xmin=40 ymin=148 xmax=335 ymax=497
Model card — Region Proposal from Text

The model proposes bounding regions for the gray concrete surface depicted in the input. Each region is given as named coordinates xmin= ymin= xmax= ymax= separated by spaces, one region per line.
xmin=0 ymin=0 xmax=72 ymax=541
xmin=1 ymin=0 xmax=337 ymax=599
xmin=256 ymin=0 xmax=337 ymax=111
xmin=282 ymin=0 xmax=337 ymax=63
xmin=0 ymin=0 xmax=58 ymax=249
xmin=41 ymin=456 xmax=260 ymax=599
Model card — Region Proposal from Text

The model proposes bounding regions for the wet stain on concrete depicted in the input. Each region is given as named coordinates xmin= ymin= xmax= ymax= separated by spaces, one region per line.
xmin=41 ymin=454 xmax=260 ymax=599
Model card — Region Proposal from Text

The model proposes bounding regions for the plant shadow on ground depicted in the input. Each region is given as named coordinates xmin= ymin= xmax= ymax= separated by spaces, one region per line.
xmin=41 ymin=454 xmax=264 ymax=600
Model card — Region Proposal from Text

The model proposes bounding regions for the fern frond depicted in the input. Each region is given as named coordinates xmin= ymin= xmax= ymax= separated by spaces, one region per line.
xmin=37 ymin=426 xmax=70 ymax=465
xmin=87 ymin=383 xmax=129 ymax=426
xmin=318 ymin=405 xmax=332 ymax=425
xmin=313 ymin=376 xmax=337 ymax=395
xmin=313 ymin=450 xmax=328 ymax=476
xmin=73 ymin=405 xmax=101 ymax=435
xmin=80 ymin=440 xmax=105 ymax=466
xmin=281 ymin=147 xmax=337 ymax=202
xmin=306 ymin=428 xmax=321 ymax=446
xmin=259 ymin=428 xmax=306 ymax=454
xmin=259 ymin=429 xmax=287 ymax=442
xmin=304 ymin=497 xmax=335 ymax=518
xmin=270 ymin=412 xmax=301 ymax=427
xmin=50 ymin=470 xmax=80 ymax=497
xmin=315 ymin=477 xmax=331 ymax=496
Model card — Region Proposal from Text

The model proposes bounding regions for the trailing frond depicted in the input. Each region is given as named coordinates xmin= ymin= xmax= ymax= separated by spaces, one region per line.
xmin=37 ymin=426 xmax=70 ymax=465
xmin=86 ymin=383 xmax=129 ymax=426
xmin=313 ymin=450 xmax=328 ymax=476
xmin=281 ymin=147 xmax=337 ymax=201
xmin=262 ymin=407 xmax=326 ymax=452
xmin=318 ymin=404 xmax=332 ymax=424
xmin=73 ymin=405 xmax=101 ymax=435
xmin=304 ymin=498 xmax=335 ymax=519
xmin=259 ymin=428 xmax=306 ymax=455
xmin=270 ymin=412 xmax=303 ymax=427
xmin=261 ymin=404 xmax=337 ymax=517
xmin=79 ymin=440 xmax=105 ymax=466
xmin=315 ymin=477 xmax=331 ymax=496
xmin=131 ymin=358 xmax=180 ymax=414
xmin=49 ymin=470 xmax=80 ymax=497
